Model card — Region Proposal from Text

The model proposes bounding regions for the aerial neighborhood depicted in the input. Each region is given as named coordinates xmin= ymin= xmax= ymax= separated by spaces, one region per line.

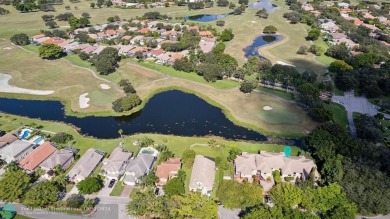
xmin=0 ymin=0 xmax=390 ymax=218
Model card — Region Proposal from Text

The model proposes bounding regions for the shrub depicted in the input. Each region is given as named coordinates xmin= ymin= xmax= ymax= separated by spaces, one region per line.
xmin=273 ymin=170 xmax=281 ymax=183
xmin=50 ymin=132 xmax=73 ymax=144
xmin=10 ymin=33 xmax=29 ymax=46
xmin=284 ymin=176 xmax=294 ymax=182
xmin=216 ymin=20 xmax=225 ymax=27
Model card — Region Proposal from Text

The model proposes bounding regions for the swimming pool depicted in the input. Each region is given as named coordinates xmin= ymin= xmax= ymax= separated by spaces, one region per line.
xmin=20 ymin=129 xmax=31 ymax=139
xmin=33 ymin=137 xmax=44 ymax=144
xmin=141 ymin=149 xmax=154 ymax=154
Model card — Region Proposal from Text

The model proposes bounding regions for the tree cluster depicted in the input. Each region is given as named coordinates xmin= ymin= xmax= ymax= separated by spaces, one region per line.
xmin=0 ymin=7 xmax=10 ymax=15
xmin=76 ymin=176 xmax=103 ymax=194
xmin=38 ymin=43 xmax=65 ymax=59
xmin=50 ymin=132 xmax=74 ymax=144
xmin=90 ymin=47 xmax=120 ymax=74
xmin=10 ymin=33 xmax=30 ymax=46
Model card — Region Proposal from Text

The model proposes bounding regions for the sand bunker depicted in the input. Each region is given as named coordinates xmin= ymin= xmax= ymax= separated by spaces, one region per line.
xmin=263 ymin=106 xmax=273 ymax=111
xmin=276 ymin=61 xmax=296 ymax=67
xmin=0 ymin=73 xmax=54 ymax=95
xmin=3 ymin=47 xmax=12 ymax=50
xmin=79 ymin=93 xmax=90 ymax=109
xmin=99 ymin=84 xmax=111 ymax=89
xmin=251 ymin=21 xmax=257 ymax=23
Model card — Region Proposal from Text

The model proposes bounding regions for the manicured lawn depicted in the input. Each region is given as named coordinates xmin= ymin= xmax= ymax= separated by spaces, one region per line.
xmin=138 ymin=61 xmax=239 ymax=90
xmin=0 ymin=40 xmax=122 ymax=115
xmin=110 ymin=182 xmax=125 ymax=196
xmin=256 ymin=87 xmax=294 ymax=101
xmin=324 ymin=103 xmax=348 ymax=128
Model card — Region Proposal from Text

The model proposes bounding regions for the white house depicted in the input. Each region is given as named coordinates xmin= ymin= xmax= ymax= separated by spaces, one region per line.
xmin=189 ymin=155 xmax=215 ymax=196
xmin=101 ymin=147 xmax=132 ymax=180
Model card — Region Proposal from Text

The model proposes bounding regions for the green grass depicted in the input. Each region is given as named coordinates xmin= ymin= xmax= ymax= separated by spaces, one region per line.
xmin=324 ymin=103 xmax=348 ymax=128
xmin=138 ymin=61 xmax=239 ymax=89
xmin=110 ymin=182 xmax=125 ymax=196
xmin=256 ymin=87 xmax=294 ymax=101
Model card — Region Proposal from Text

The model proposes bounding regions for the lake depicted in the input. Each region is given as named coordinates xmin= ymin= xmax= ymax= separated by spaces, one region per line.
xmin=243 ymin=35 xmax=283 ymax=59
xmin=185 ymin=14 xmax=230 ymax=22
xmin=0 ymin=90 xmax=268 ymax=141
xmin=248 ymin=0 xmax=279 ymax=11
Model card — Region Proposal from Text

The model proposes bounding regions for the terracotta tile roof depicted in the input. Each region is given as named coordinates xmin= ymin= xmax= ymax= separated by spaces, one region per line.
xmin=105 ymin=29 xmax=117 ymax=35
xmin=138 ymin=28 xmax=151 ymax=34
xmin=187 ymin=26 xmax=199 ymax=32
xmin=354 ymin=19 xmax=363 ymax=26
xmin=161 ymin=40 xmax=177 ymax=44
xmin=199 ymin=31 xmax=214 ymax=37
xmin=151 ymin=49 xmax=164 ymax=56
xmin=122 ymin=35 xmax=132 ymax=40
xmin=43 ymin=37 xmax=66 ymax=45
xmin=19 ymin=142 xmax=57 ymax=171
xmin=155 ymin=158 xmax=181 ymax=185
xmin=32 ymin=34 xmax=45 ymax=39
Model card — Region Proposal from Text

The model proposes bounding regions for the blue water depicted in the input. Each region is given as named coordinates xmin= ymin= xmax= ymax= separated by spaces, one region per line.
xmin=0 ymin=90 xmax=268 ymax=141
xmin=21 ymin=130 xmax=30 ymax=139
xmin=243 ymin=35 xmax=282 ymax=59
xmin=248 ymin=0 xmax=278 ymax=11
xmin=33 ymin=137 xmax=43 ymax=144
xmin=186 ymin=14 xmax=230 ymax=22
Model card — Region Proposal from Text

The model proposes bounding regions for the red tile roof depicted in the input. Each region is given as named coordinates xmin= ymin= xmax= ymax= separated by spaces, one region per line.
xmin=105 ymin=29 xmax=117 ymax=36
xmin=155 ymin=158 xmax=181 ymax=185
xmin=43 ymin=37 xmax=65 ymax=45
xmin=151 ymin=49 xmax=164 ymax=56
xmin=138 ymin=28 xmax=151 ymax=34
xmin=19 ymin=142 xmax=57 ymax=171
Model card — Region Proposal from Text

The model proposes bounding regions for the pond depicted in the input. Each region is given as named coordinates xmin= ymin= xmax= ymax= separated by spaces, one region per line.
xmin=248 ymin=0 xmax=279 ymax=11
xmin=185 ymin=14 xmax=230 ymax=22
xmin=243 ymin=34 xmax=283 ymax=59
xmin=0 ymin=90 xmax=268 ymax=141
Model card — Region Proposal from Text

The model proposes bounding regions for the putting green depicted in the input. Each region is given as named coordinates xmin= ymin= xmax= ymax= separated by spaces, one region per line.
xmin=256 ymin=104 xmax=301 ymax=125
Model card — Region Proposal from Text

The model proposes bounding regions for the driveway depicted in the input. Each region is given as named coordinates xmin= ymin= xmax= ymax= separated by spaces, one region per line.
xmin=64 ymin=185 xmax=79 ymax=199
xmin=98 ymin=178 xmax=115 ymax=197
xmin=121 ymin=185 xmax=134 ymax=197
xmin=332 ymin=91 xmax=384 ymax=136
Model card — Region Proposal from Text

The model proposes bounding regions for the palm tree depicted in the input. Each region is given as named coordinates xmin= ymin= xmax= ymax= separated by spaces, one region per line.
xmin=53 ymin=174 xmax=68 ymax=189
xmin=118 ymin=129 xmax=123 ymax=138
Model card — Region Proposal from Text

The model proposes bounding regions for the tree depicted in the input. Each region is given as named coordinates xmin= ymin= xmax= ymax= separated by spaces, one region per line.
xmin=45 ymin=20 xmax=58 ymax=29
xmin=0 ymin=169 xmax=31 ymax=202
xmin=256 ymin=8 xmax=269 ymax=19
xmin=39 ymin=43 xmax=64 ymax=59
xmin=310 ymin=105 xmax=332 ymax=122
xmin=127 ymin=189 xmax=167 ymax=217
xmin=270 ymin=183 xmax=303 ymax=208
xmin=242 ymin=205 xmax=318 ymax=219
xmin=41 ymin=14 xmax=54 ymax=21
xmin=168 ymin=193 xmax=218 ymax=219
xmin=217 ymin=180 xmax=263 ymax=209
xmin=307 ymin=28 xmax=321 ymax=40
xmin=91 ymin=47 xmax=120 ymax=74
xmin=112 ymin=94 xmax=142 ymax=112
xmin=173 ymin=58 xmax=194 ymax=72
xmin=227 ymin=147 xmax=242 ymax=161
xmin=76 ymin=176 xmax=103 ymax=194
xmin=196 ymin=63 xmax=223 ymax=82
xmin=216 ymin=20 xmax=225 ymax=27
xmin=219 ymin=28 xmax=234 ymax=42
xmin=78 ymin=51 xmax=89 ymax=60
xmin=325 ymin=44 xmax=350 ymax=60
xmin=273 ymin=170 xmax=281 ymax=183
xmin=139 ymin=171 xmax=158 ymax=188
xmin=23 ymin=181 xmax=59 ymax=207
xmin=10 ymin=33 xmax=29 ymax=46
xmin=163 ymin=170 xmax=186 ymax=197
xmin=212 ymin=42 xmax=226 ymax=54
xmin=329 ymin=60 xmax=353 ymax=73
xmin=51 ymin=132 xmax=73 ymax=144
xmin=104 ymin=0 xmax=112 ymax=7
xmin=0 ymin=7 xmax=10 ymax=15
xmin=263 ymin=25 xmax=277 ymax=34
xmin=297 ymin=46 xmax=308 ymax=55
xmin=81 ymin=12 xmax=90 ymax=18
xmin=66 ymin=194 xmax=85 ymax=208
xmin=96 ymin=0 xmax=104 ymax=8
xmin=240 ymin=81 xmax=254 ymax=93
xmin=182 ymin=149 xmax=196 ymax=168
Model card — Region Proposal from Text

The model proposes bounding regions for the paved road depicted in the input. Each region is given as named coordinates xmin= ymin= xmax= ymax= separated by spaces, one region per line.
xmin=97 ymin=179 xmax=115 ymax=197
xmin=332 ymin=91 xmax=383 ymax=136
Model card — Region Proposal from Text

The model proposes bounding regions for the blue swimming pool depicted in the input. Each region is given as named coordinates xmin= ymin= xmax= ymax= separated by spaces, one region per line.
xmin=33 ymin=137 xmax=44 ymax=144
xmin=21 ymin=130 xmax=31 ymax=139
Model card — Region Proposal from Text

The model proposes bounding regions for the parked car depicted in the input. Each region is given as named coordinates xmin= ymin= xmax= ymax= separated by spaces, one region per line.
xmin=108 ymin=179 xmax=116 ymax=188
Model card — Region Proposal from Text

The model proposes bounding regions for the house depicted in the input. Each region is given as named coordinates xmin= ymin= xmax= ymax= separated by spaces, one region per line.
xmin=320 ymin=21 xmax=338 ymax=32
xmin=123 ymin=154 xmax=156 ymax=186
xmin=43 ymin=37 xmax=65 ymax=45
xmin=105 ymin=29 xmax=117 ymax=37
xmin=0 ymin=131 xmax=19 ymax=150
xmin=138 ymin=28 xmax=151 ymax=34
xmin=31 ymin=34 xmax=45 ymax=43
xmin=353 ymin=19 xmax=364 ymax=26
xmin=301 ymin=3 xmax=314 ymax=11
xmin=33 ymin=37 xmax=51 ymax=45
xmin=148 ymin=48 xmax=164 ymax=58
xmin=199 ymin=31 xmax=214 ymax=38
xmin=340 ymin=8 xmax=352 ymax=14
xmin=67 ymin=148 xmax=104 ymax=182
xmin=189 ymin=155 xmax=215 ymax=196
xmin=119 ymin=45 xmax=135 ymax=56
xmin=168 ymin=53 xmax=185 ymax=64
xmin=187 ymin=26 xmax=200 ymax=32
xmin=337 ymin=2 xmax=349 ymax=9
xmin=39 ymin=148 xmax=74 ymax=175
xmin=122 ymin=35 xmax=132 ymax=40
xmin=333 ymin=38 xmax=359 ymax=48
xmin=91 ymin=46 xmax=107 ymax=55
xmin=0 ymin=140 xmax=35 ymax=163
xmin=101 ymin=147 xmax=132 ymax=180
xmin=155 ymin=158 xmax=181 ymax=186
xmin=18 ymin=142 xmax=57 ymax=172
xmin=234 ymin=152 xmax=319 ymax=185
xmin=130 ymin=35 xmax=145 ymax=45
xmin=161 ymin=31 xmax=178 ymax=41
xmin=82 ymin=45 xmax=98 ymax=54
xmin=128 ymin=47 xmax=146 ymax=57
xmin=363 ymin=13 xmax=376 ymax=20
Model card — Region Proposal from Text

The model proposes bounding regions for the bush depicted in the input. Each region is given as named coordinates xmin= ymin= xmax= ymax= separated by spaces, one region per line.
xmin=39 ymin=43 xmax=64 ymax=59
xmin=77 ymin=177 xmax=103 ymax=194
xmin=78 ymin=51 xmax=90 ymax=60
xmin=51 ymin=132 xmax=73 ymax=144
xmin=66 ymin=194 xmax=85 ymax=208
xmin=284 ymin=176 xmax=294 ymax=182
xmin=240 ymin=81 xmax=254 ymax=93
xmin=297 ymin=46 xmax=308 ymax=55
xmin=273 ymin=170 xmax=281 ymax=183
xmin=263 ymin=25 xmax=277 ymax=34
xmin=216 ymin=20 xmax=225 ymax=27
